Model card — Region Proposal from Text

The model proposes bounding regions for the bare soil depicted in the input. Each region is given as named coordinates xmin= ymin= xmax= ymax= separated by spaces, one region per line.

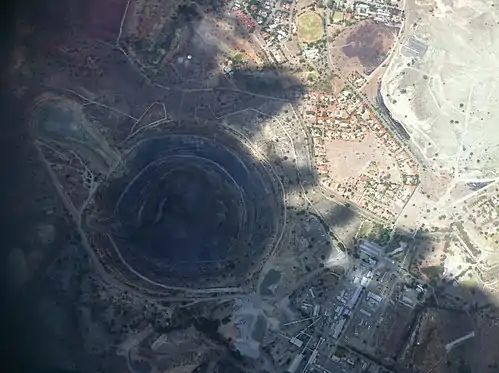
xmin=331 ymin=20 xmax=398 ymax=76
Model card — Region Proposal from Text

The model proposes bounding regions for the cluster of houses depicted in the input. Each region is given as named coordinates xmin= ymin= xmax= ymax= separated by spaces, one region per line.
xmin=353 ymin=1 xmax=403 ymax=27
xmin=231 ymin=0 xmax=291 ymax=27
xmin=330 ymin=0 xmax=404 ymax=28
xmin=298 ymin=89 xmax=419 ymax=222
xmin=232 ymin=9 xmax=258 ymax=32
xmin=301 ymin=90 xmax=371 ymax=142
xmin=260 ymin=9 xmax=293 ymax=63
xmin=230 ymin=0 xmax=293 ymax=63
xmin=337 ymin=174 xmax=417 ymax=221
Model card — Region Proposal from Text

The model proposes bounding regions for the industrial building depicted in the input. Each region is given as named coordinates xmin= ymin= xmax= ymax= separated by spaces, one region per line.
xmin=347 ymin=285 xmax=363 ymax=309
xmin=359 ymin=242 xmax=385 ymax=258
xmin=360 ymin=309 xmax=372 ymax=318
xmin=286 ymin=354 xmax=304 ymax=373
xmin=399 ymin=288 xmax=419 ymax=308
xmin=289 ymin=337 xmax=303 ymax=348
xmin=367 ymin=291 xmax=383 ymax=303
xmin=150 ymin=334 xmax=168 ymax=351
xmin=332 ymin=318 xmax=347 ymax=339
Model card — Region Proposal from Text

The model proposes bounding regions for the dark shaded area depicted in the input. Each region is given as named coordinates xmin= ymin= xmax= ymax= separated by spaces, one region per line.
xmin=342 ymin=22 xmax=396 ymax=75
xmin=21 ymin=0 xmax=301 ymax=290
xmin=92 ymin=130 xmax=282 ymax=286
xmin=0 ymin=0 xmax=301 ymax=371
xmin=0 ymin=0 xmax=71 ymax=372
xmin=157 ymin=309 xmax=248 ymax=372
xmin=2 ymin=2 xmax=499 ymax=373
xmin=382 ymin=261 xmax=499 ymax=373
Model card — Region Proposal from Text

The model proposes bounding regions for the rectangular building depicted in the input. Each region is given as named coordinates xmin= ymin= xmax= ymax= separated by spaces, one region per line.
xmin=313 ymin=305 xmax=320 ymax=317
xmin=367 ymin=292 xmax=383 ymax=303
xmin=360 ymin=309 xmax=372 ymax=317
xmin=332 ymin=318 xmax=347 ymax=339
xmin=347 ymin=285 xmax=363 ymax=309
xmin=290 ymin=337 xmax=303 ymax=348
xmin=359 ymin=242 xmax=384 ymax=258
xmin=286 ymin=354 xmax=304 ymax=373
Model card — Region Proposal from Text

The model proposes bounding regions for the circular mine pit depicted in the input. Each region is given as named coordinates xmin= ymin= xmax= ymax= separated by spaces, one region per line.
xmin=87 ymin=127 xmax=283 ymax=287
xmin=118 ymin=155 xmax=245 ymax=264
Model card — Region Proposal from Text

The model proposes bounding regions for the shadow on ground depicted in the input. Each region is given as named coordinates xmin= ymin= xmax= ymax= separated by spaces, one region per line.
xmin=0 ymin=0 xmax=346 ymax=372
xmin=2 ymin=0 xmax=499 ymax=373
xmin=396 ymin=265 xmax=499 ymax=373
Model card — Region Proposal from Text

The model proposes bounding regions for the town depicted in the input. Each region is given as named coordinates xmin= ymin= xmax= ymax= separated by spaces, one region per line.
xmin=223 ymin=0 xmax=414 ymax=223
xmin=229 ymin=0 xmax=404 ymax=81
xmin=13 ymin=0 xmax=499 ymax=372
xmin=298 ymin=88 xmax=419 ymax=223
xmin=261 ymin=236 xmax=427 ymax=373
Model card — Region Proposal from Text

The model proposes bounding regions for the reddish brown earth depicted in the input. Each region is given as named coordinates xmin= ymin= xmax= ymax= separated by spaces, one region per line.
xmin=331 ymin=20 xmax=397 ymax=76
xmin=343 ymin=22 xmax=397 ymax=74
